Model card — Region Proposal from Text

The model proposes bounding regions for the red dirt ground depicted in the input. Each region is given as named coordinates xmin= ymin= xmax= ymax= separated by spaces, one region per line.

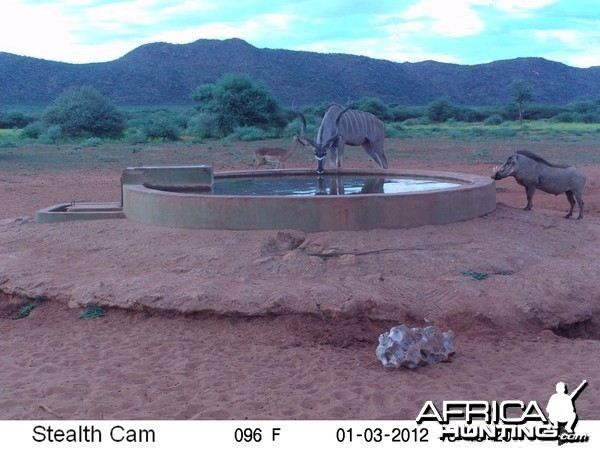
xmin=1 ymin=155 xmax=599 ymax=420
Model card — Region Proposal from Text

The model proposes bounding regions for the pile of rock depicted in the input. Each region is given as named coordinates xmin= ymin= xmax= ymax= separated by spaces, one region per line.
xmin=376 ymin=324 xmax=456 ymax=369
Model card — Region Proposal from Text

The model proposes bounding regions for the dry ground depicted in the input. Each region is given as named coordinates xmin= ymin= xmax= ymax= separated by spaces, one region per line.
xmin=1 ymin=137 xmax=599 ymax=420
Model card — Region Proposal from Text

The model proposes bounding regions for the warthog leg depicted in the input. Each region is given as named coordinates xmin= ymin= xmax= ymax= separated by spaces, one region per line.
xmin=565 ymin=191 xmax=583 ymax=219
xmin=565 ymin=191 xmax=576 ymax=219
xmin=565 ymin=190 xmax=585 ymax=220
xmin=576 ymin=195 xmax=584 ymax=220
xmin=524 ymin=186 xmax=536 ymax=211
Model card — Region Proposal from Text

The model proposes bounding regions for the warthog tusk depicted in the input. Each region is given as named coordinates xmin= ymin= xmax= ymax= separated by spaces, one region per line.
xmin=492 ymin=165 xmax=499 ymax=174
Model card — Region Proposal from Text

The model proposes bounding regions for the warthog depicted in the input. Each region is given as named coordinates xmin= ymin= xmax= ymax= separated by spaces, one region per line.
xmin=492 ymin=150 xmax=586 ymax=219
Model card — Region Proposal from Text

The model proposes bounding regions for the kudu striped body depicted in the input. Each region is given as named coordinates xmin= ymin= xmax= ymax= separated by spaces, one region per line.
xmin=295 ymin=103 xmax=388 ymax=173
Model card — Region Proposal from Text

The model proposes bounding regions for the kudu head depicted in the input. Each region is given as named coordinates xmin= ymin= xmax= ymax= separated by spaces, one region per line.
xmin=491 ymin=152 xmax=518 ymax=180
xmin=293 ymin=103 xmax=350 ymax=174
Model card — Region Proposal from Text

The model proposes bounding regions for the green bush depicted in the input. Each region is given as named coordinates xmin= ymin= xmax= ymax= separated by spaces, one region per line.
xmin=552 ymin=112 xmax=579 ymax=123
xmin=138 ymin=112 xmax=181 ymax=141
xmin=228 ymin=126 xmax=269 ymax=141
xmin=403 ymin=116 xmax=433 ymax=126
xmin=191 ymin=74 xmax=286 ymax=137
xmin=483 ymin=114 xmax=503 ymax=125
xmin=283 ymin=116 xmax=318 ymax=138
xmin=0 ymin=111 xmax=36 ymax=129
xmin=350 ymin=97 xmax=391 ymax=120
xmin=426 ymin=97 xmax=457 ymax=123
xmin=389 ymin=105 xmax=424 ymax=122
xmin=43 ymin=86 xmax=124 ymax=138
xmin=124 ymin=128 xmax=148 ymax=144
xmin=20 ymin=121 xmax=45 ymax=139
xmin=569 ymin=100 xmax=599 ymax=115
xmin=83 ymin=137 xmax=103 ymax=147
xmin=187 ymin=112 xmax=220 ymax=138
xmin=385 ymin=122 xmax=408 ymax=138
xmin=40 ymin=125 xmax=62 ymax=144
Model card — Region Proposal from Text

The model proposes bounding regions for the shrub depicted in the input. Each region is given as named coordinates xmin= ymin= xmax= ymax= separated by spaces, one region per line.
xmin=0 ymin=111 xmax=36 ymax=129
xmin=569 ymin=100 xmax=599 ymax=115
xmin=426 ymin=97 xmax=457 ymax=123
xmin=187 ymin=112 xmax=220 ymax=139
xmin=191 ymin=74 xmax=286 ymax=136
xmin=20 ymin=121 xmax=45 ymax=139
xmin=283 ymin=116 xmax=318 ymax=138
xmin=483 ymin=114 xmax=503 ymax=125
xmin=551 ymin=112 xmax=578 ymax=123
xmin=389 ymin=105 xmax=424 ymax=122
xmin=228 ymin=126 xmax=269 ymax=141
xmin=124 ymin=128 xmax=148 ymax=144
xmin=385 ymin=122 xmax=408 ymax=138
xmin=83 ymin=137 xmax=103 ymax=147
xmin=43 ymin=86 xmax=124 ymax=138
xmin=403 ymin=116 xmax=433 ymax=126
xmin=40 ymin=125 xmax=62 ymax=144
xmin=138 ymin=112 xmax=181 ymax=141
xmin=351 ymin=97 xmax=391 ymax=120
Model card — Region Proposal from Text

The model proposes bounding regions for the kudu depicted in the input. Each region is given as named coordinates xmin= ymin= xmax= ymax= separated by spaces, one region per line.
xmin=294 ymin=103 xmax=388 ymax=173
xmin=492 ymin=150 xmax=586 ymax=219
xmin=252 ymin=136 xmax=304 ymax=170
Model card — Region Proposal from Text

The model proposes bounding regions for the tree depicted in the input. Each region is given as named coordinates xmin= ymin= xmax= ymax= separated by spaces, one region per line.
xmin=191 ymin=74 xmax=286 ymax=137
xmin=43 ymin=86 xmax=124 ymax=138
xmin=426 ymin=97 xmax=456 ymax=123
xmin=510 ymin=79 xmax=533 ymax=125
xmin=351 ymin=97 xmax=390 ymax=120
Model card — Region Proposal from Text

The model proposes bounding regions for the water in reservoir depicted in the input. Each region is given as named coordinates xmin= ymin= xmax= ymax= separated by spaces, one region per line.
xmin=212 ymin=175 xmax=461 ymax=196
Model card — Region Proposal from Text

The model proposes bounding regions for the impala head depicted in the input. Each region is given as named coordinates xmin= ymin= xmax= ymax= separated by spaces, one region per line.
xmin=492 ymin=152 xmax=518 ymax=180
xmin=293 ymin=103 xmax=349 ymax=174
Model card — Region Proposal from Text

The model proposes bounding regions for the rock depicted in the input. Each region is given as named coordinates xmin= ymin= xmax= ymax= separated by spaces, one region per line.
xmin=375 ymin=324 xmax=456 ymax=369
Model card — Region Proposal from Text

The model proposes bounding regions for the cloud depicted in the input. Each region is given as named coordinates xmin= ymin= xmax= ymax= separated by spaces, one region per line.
xmin=0 ymin=0 xmax=81 ymax=60
xmin=490 ymin=0 xmax=559 ymax=13
xmin=390 ymin=0 xmax=486 ymax=37
xmin=532 ymin=25 xmax=600 ymax=67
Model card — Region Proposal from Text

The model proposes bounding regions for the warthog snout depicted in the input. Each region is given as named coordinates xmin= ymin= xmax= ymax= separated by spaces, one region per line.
xmin=491 ymin=165 xmax=503 ymax=180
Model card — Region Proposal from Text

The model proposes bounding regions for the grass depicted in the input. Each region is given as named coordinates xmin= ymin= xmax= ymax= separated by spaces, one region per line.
xmin=461 ymin=270 xmax=515 ymax=281
xmin=79 ymin=305 xmax=107 ymax=319
xmin=387 ymin=121 xmax=600 ymax=141
xmin=2 ymin=121 xmax=600 ymax=173
xmin=14 ymin=295 xmax=45 ymax=319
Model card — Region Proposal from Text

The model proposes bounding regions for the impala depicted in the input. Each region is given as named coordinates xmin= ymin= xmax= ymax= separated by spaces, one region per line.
xmin=252 ymin=136 xmax=304 ymax=170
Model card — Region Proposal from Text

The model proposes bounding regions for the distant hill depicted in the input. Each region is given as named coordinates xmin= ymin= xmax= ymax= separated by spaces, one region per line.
xmin=1 ymin=38 xmax=599 ymax=107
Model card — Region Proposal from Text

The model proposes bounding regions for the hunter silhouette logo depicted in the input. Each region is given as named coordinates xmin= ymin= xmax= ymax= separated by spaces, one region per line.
xmin=546 ymin=380 xmax=588 ymax=443
xmin=416 ymin=380 xmax=590 ymax=443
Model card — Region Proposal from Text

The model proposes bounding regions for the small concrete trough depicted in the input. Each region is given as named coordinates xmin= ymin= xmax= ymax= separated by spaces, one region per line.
xmin=36 ymin=202 xmax=125 ymax=223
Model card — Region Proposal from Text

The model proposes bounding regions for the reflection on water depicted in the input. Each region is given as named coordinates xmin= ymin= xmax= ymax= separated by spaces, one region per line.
xmin=212 ymin=175 xmax=460 ymax=196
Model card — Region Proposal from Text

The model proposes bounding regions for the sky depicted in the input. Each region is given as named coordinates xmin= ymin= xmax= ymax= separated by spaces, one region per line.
xmin=1 ymin=0 xmax=599 ymax=67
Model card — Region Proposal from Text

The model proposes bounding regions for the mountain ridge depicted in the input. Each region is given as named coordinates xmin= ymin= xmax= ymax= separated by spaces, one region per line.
xmin=1 ymin=38 xmax=599 ymax=107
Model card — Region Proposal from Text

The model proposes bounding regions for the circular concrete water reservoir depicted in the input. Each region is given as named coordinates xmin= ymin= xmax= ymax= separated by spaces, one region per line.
xmin=122 ymin=168 xmax=496 ymax=232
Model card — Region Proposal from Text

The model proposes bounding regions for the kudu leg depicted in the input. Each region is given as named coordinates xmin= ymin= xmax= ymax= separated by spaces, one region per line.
xmin=362 ymin=140 xmax=389 ymax=169
xmin=330 ymin=143 xmax=345 ymax=169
